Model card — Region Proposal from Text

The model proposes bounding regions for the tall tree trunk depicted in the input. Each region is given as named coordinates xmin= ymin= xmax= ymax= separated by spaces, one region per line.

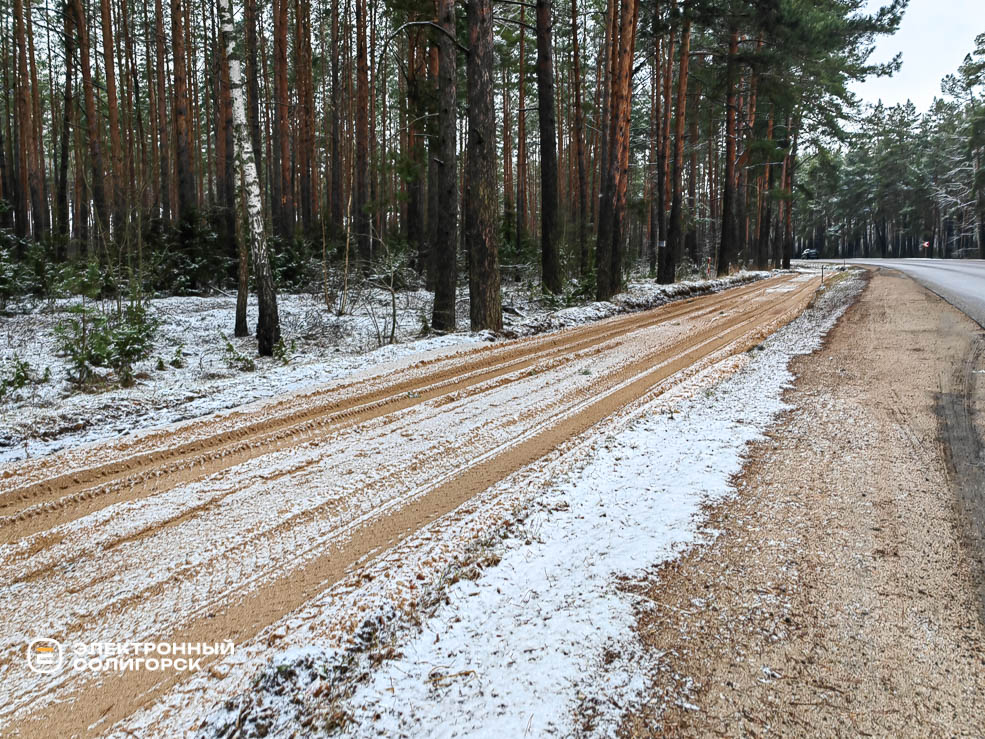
xmin=12 ymin=0 xmax=33 ymax=239
xmin=244 ymin=0 xmax=262 ymax=194
xmin=426 ymin=42 xmax=439 ymax=290
xmin=502 ymin=65 xmax=514 ymax=246
xmin=716 ymin=26 xmax=738 ymax=276
xmin=595 ymin=0 xmax=638 ymax=299
xmin=25 ymin=0 xmax=47 ymax=239
xmin=218 ymin=0 xmax=280 ymax=355
xmin=594 ymin=0 xmax=619 ymax=298
xmin=569 ymin=0 xmax=588 ymax=277
xmin=976 ymin=150 xmax=985 ymax=259
xmin=172 ymin=0 xmax=196 ymax=237
xmin=154 ymin=0 xmax=170 ymax=223
xmin=71 ymin=0 xmax=110 ymax=245
xmin=296 ymin=0 xmax=314 ymax=233
xmin=272 ymin=0 xmax=292 ymax=238
xmin=656 ymin=5 xmax=674 ymax=282
xmin=431 ymin=0 xmax=458 ymax=332
xmin=756 ymin=107 xmax=774 ymax=269
xmin=329 ymin=0 xmax=342 ymax=235
xmin=465 ymin=0 xmax=501 ymax=331
xmin=782 ymin=124 xmax=798 ymax=269
xmin=407 ymin=33 xmax=427 ymax=273
xmin=646 ymin=31 xmax=660 ymax=276
xmin=663 ymin=11 xmax=690 ymax=284
xmin=516 ymin=6 xmax=527 ymax=254
xmin=684 ymin=78 xmax=700 ymax=263
xmin=354 ymin=0 xmax=370 ymax=263
xmin=100 ymin=0 xmax=125 ymax=233
xmin=56 ymin=2 xmax=74 ymax=240
xmin=608 ymin=0 xmax=639 ymax=293
xmin=216 ymin=37 xmax=245 ymax=335
xmin=536 ymin=0 xmax=561 ymax=293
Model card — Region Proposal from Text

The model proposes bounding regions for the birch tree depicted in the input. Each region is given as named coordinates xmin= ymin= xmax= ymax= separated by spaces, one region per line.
xmin=218 ymin=0 xmax=281 ymax=356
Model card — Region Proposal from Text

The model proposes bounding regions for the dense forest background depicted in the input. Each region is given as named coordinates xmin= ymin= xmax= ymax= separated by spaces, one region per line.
xmin=1 ymin=0 xmax=983 ymax=355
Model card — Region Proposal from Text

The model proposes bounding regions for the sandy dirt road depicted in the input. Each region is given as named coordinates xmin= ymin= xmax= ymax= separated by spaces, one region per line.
xmin=622 ymin=269 xmax=985 ymax=735
xmin=0 ymin=272 xmax=818 ymax=738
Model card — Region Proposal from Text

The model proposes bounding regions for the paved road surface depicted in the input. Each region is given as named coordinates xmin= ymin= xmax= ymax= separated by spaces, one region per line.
xmin=833 ymin=259 xmax=985 ymax=328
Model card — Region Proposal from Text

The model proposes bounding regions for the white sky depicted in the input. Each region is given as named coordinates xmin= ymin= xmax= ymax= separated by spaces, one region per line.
xmin=851 ymin=0 xmax=985 ymax=110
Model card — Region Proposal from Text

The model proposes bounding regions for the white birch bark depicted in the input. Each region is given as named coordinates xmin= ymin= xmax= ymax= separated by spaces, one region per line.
xmin=218 ymin=0 xmax=281 ymax=355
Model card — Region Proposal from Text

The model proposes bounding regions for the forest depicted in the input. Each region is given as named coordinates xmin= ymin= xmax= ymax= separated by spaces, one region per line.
xmin=0 ymin=0 xmax=980 ymax=358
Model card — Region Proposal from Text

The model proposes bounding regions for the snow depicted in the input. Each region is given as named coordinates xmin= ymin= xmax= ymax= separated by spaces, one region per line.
xmin=0 ymin=271 xmax=767 ymax=465
xmin=121 ymin=267 xmax=861 ymax=739
xmin=334 ymin=272 xmax=862 ymax=737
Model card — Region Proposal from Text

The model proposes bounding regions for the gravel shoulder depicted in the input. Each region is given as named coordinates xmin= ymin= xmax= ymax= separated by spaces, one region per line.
xmin=621 ymin=269 xmax=985 ymax=736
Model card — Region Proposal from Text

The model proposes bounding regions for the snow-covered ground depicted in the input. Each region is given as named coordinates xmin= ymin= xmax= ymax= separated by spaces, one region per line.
xmin=107 ymin=269 xmax=862 ymax=738
xmin=0 ymin=271 xmax=766 ymax=464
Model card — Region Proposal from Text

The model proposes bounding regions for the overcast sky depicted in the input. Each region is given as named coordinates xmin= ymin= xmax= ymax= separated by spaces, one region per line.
xmin=851 ymin=0 xmax=985 ymax=111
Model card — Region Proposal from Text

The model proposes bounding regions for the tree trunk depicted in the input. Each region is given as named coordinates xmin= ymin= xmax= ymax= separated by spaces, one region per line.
xmin=426 ymin=43 xmax=439 ymax=290
xmin=646 ymin=30 xmax=660 ymax=276
xmin=663 ymin=12 xmax=690 ymax=284
xmin=569 ymin=0 xmax=588 ymax=277
xmin=25 ymin=0 xmax=47 ymax=239
xmin=536 ymin=0 xmax=561 ymax=294
xmin=172 ymin=0 xmax=196 ymax=236
xmin=71 ymin=0 xmax=110 ymax=244
xmin=465 ymin=0 xmax=501 ymax=331
xmin=716 ymin=26 xmax=738 ymax=276
xmin=431 ymin=0 xmax=458 ymax=332
xmin=609 ymin=0 xmax=639 ymax=293
xmin=655 ymin=7 xmax=674 ymax=282
xmin=516 ymin=6 xmax=527 ymax=254
xmin=594 ymin=0 xmax=619 ymax=299
xmin=756 ymin=107 xmax=774 ymax=269
xmin=684 ymin=78 xmax=700 ymax=264
xmin=12 ymin=0 xmax=33 ymax=239
xmin=595 ymin=0 xmax=638 ymax=299
xmin=502 ymin=64 xmax=514 ymax=248
xmin=218 ymin=0 xmax=280 ymax=355
xmin=976 ymin=150 xmax=985 ymax=259
xmin=782 ymin=125 xmax=798 ymax=269
xmin=407 ymin=35 xmax=427 ymax=272
xmin=329 ymin=0 xmax=342 ymax=235
xmin=354 ymin=0 xmax=370 ymax=264
xmin=56 ymin=4 xmax=74 ymax=240
xmin=272 ymin=0 xmax=292 ymax=238
xmin=100 ymin=0 xmax=125 ymax=233
xmin=296 ymin=0 xmax=314 ymax=233
xmin=154 ymin=0 xmax=170 ymax=223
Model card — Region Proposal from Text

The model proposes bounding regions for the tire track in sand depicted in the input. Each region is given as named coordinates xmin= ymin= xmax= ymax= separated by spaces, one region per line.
xmin=4 ymin=275 xmax=818 ymax=738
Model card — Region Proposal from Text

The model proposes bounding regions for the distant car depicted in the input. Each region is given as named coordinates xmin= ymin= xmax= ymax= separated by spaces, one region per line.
xmin=799 ymin=249 xmax=818 ymax=259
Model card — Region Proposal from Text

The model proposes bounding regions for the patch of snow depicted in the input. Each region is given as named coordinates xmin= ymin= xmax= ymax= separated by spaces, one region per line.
xmin=0 ymin=272 xmax=769 ymax=465
xmin=334 ymin=274 xmax=860 ymax=737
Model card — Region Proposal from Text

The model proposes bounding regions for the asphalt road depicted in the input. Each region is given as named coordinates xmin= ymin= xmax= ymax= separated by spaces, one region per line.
xmin=827 ymin=259 xmax=985 ymax=329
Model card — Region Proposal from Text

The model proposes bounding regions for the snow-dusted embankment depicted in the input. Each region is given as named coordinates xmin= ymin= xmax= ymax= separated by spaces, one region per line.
xmin=0 ymin=272 xmax=766 ymax=464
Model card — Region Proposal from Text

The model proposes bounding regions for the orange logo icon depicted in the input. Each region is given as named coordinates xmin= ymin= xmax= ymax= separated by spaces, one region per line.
xmin=27 ymin=638 xmax=63 ymax=674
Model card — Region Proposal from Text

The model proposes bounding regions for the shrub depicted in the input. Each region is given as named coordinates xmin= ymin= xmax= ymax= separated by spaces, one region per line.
xmin=0 ymin=242 xmax=33 ymax=310
xmin=54 ymin=300 xmax=158 ymax=387
xmin=221 ymin=334 xmax=256 ymax=372
xmin=0 ymin=355 xmax=49 ymax=400
xmin=272 ymin=337 xmax=296 ymax=365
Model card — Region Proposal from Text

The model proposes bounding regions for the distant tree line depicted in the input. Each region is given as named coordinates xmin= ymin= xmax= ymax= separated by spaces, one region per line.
xmin=795 ymin=34 xmax=985 ymax=260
